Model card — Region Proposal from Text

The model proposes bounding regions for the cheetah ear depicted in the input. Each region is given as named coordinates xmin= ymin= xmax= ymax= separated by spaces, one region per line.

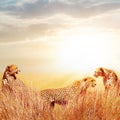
xmin=99 ymin=67 xmax=103 ymax=70
xmin=83 ymin=78 xmax=87 ymax=82
xmin=99 ymin=67 xmax=104 ymax=73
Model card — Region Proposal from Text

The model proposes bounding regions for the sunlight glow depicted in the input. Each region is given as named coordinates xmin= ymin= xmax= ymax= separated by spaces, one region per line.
xmin=56 ymin=28 xmax=113 ymax=73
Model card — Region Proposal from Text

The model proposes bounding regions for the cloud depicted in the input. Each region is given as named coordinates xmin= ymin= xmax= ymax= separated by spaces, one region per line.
xmin=0 ymin=0 xmax=38 ymax=7
xmin=0 ymin=20 xmax=68 ymax=43
xmin=0 ymin=0 xmax=120 ymax=43
xmin=1 ymin=0 xmax=120 ymax=18
xmin=0 ymin=12 xmax=73 ymax=43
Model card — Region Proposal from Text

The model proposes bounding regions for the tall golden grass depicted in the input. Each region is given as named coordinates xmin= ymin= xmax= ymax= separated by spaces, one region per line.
xmin=0 ymin=78 xmax=120 ymax=120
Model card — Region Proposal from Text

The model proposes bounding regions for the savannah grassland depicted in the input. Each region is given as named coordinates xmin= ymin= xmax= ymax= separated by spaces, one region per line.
xmin=0 ymin=73 xmax=120 ymax=120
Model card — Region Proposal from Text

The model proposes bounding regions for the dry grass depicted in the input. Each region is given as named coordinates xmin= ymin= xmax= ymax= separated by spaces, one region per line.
xmin=0 ymin=79 xmax=120 ymax=120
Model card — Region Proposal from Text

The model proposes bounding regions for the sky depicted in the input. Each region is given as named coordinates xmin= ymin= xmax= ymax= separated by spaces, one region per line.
xmin=0 ymin=0 xmax=120 ymax=74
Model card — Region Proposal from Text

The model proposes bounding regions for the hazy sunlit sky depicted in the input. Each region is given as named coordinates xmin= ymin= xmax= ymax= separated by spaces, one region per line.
xmin=0 ymin=0 xmax=120 ymax=74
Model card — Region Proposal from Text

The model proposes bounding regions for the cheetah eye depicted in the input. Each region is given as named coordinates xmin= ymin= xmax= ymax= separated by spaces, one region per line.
xmin=92 ymin=80 xmax=95 ymax=82
xmin=7 ymin=66 xmax=10 ymax=69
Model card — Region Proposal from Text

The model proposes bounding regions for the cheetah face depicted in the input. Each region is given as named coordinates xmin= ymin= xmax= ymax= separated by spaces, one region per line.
xmin=7 ymin=64 xmax=20 ymax=74
xmin=94 ymin=68 xmax=104 ymax=78
xmin=83 ymin=77 xmax=96 ymax=88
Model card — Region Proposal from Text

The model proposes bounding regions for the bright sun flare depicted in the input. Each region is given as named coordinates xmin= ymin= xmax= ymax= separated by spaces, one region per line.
xmin=56 ymin=28 xmax=113 ymax=73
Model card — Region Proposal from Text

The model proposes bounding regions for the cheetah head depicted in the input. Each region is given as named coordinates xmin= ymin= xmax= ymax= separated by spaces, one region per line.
xmin=82 ymin=77 xmax=96 ymax=88
xmin=94 ymin=67 xmax=104 ymax=78
xmin=6 ymin=64 xmax=20 ymax=74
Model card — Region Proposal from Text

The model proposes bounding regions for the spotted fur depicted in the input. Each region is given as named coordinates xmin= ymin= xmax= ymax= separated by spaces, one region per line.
xmin=94 ymin=67 xmax=119 ymax=96
xmin=39 ymin=77 xmax=96 ymax=109
xmin=2 ymin=64 xmax=20 ymax=92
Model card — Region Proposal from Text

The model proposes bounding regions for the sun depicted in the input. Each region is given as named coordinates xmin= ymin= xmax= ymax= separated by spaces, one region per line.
xmin=55 ymin=28 xmax=113 ymax=73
